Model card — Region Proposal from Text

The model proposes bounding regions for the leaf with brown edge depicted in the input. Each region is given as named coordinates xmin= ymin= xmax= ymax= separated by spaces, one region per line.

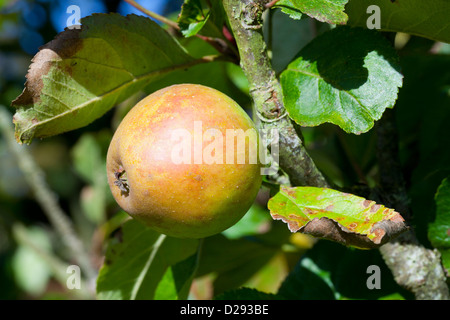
xmin=11 ymin=13 xmax=199 ymax=144
xmin=268 ymin=186 xmax=407 ymax=249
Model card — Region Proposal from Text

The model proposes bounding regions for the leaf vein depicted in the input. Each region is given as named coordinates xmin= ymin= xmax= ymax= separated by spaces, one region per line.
xmin=130 ymin=234 xmax=167 ymax=300
xmin=19 ymin=59 xmax=201 ymax=138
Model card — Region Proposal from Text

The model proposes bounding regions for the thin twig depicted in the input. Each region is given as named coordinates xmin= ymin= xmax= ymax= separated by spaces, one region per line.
xmin=222 ymin=0 xmax=328 ymax=187
xmin=375 ymin=108 xmax=449 ymax=300
xmin=336 ymin=129 xmax=369 ymax=185
xmin=124 ymin=0 xmax=179 ymax=30
xmin=222 ymin=0 xmax=449 ymax=299
xmin=124 ymin=0 xmax=239 ymax=62
xmin=0 ymin=106 xmax=97 ymax=293
xmin=13 ymin=224 xmax=92 ymax=299
xmin=265 ymin=0 xmax=280 ymax=8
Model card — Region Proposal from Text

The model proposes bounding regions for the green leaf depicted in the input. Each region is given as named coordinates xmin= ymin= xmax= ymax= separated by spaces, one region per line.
xmin=277 ymin=257 xmax=337 ymax=299
xmin=80 ymin=184 xmax=106 ymax=223
xmin=96 ymin=219 xmax=199 ymax=300
xmin=177 ymin=0 xmax=225 ymax=39
xmin=12 ymin=13 xmax=199 ymax=144
xmin=280 ymin=26 xmax=403 ymax=134
xmin=263 ymin=8 xmax=319 ymax=74
xmin=71 ymin=133 xmax=104 ymax=185
xmin=267 ymin=185 xmax=407 ymax=249
xmin=72 ymin=133 xmax=111 ymax=223
xmin=272 ymin=0 xmax=303 ymax=20
xmin=195 ymin=233 xmax=281 ymax=295
xmin=221 ymin=203 xmax=271 ymax=240
xmin=396 ymin=54 xmax=450 ymax=245
xmin=178 ymin=0 xmax=210 ymax=37
xmin=11 ymin=225 xmax=52 ymax=296
xmin=289 ymin=240 xmax=410 ymax=299
xmin=274 ymin=0 xmax=349 ymax=24
xmin=154 ymin=253 xmax=199 ymax=299
xmin=428 ymin=177 xmax=450 ymax=272
xmin=143 ymin=36 xmax=250 ymax=108
xmin=346 ymin=0 xmax=450 ymax=44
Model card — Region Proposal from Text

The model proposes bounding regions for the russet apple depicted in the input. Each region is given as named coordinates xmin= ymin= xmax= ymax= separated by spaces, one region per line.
xmin=106 ymin=84 xmax=262 ymax=238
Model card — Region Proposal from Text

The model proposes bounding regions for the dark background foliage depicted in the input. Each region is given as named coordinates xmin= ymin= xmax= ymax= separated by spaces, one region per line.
xmin=0 ymin=0 xmax=448 ymax=300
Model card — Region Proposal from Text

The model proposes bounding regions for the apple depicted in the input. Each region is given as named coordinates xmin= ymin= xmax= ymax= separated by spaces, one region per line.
xmin=106 ymin=84 xmax=262 ymax=238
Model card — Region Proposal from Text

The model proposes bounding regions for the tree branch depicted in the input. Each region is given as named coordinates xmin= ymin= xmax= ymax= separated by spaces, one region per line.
xmin=222 ymin=0 xmax=328 ymax=188
xmin=124 ymin=0 xmax=239 ymax=62
xmin=376 ymin=108 xmax=449 ymax=300
xmin=0 ymin=106 xmax=97 ymax=294
xmin=13 ymin=224 xmax=92 ymax=299
xmin=222 ymin=0 xmax=449 ymax=299
xmin=124 ymin=0 xmax=179 ymax=30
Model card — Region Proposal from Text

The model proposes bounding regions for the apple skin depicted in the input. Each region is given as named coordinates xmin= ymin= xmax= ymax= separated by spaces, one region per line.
xmin=106 ymin=84 xmax=262 ymax=238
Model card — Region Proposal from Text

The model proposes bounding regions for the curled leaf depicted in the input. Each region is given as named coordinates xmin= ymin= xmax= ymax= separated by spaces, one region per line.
xmin=268 ymin=186 xmax=407 ymax=249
